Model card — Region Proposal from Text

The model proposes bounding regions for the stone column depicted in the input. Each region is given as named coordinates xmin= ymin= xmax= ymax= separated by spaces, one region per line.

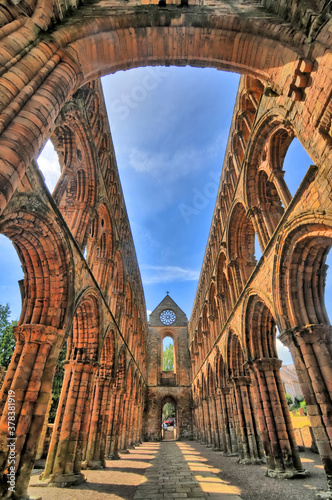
xmin=198 ymin=402 xmax=205 ymax=443
xmin=75 ymin=366 xmax=97 ymax=471
xmin=279 ymin=325 xmax=332 ymax=492
xmin=137 ymin=402 xmax=144 ymax=444
xmin=108 ymin=390 xmax=124 ymax=459
xmin=225 ymin=386 xmax=240 ymax=453
xmin=230 ymin=376 xmax=264 ymax=464
xmin=202 ymin=398 xmax=212 ymax=446
xmin=216 ymin=388 xmax=232 ymax=454
xmin=248 ymin=358 xmax=305 ymax=478
xmin=36 ymin=396 xmax=52 ymax=460
xmin=128 ymin=399 xmax=138 ymax=448
xmin=133 ymin=401 xmax=141 ymax=446
xmin=211 ymin=395 xmax=221 ymax=451
xmin=269 ymin=170 xmax=292 ymax=209
xmin=98 ymin=377 xmax=114 ymax=462
xmin=0 ymin=324 xmax=64 ymax=499
xmin=105 ymin=388 xmax=117 ymax=456
xmin=85 ymin=372 xmax=112 ymax=469
xmin=119 ymin=395 xmax=130 ymax=453
xmin=42 ymin=360 xmax=97 ymax=486
xmin=193 ymin=404 xmax=199 ymax=441
xmin=207 ymin=396 xmax=217 ymax=449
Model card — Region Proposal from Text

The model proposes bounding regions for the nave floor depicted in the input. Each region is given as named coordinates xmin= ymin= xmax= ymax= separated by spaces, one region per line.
xmin=28 ymin=441 xmax=327 ymax=500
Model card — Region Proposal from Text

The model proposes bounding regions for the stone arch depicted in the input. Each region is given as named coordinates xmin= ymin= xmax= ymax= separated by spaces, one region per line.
xmin=202 ymin=304 xmax=211 ymax=355
xmin=110 ymin=250 xmax=125 ymax=318
xmin=272 ymin=216 xmax=332 ymax=483
xmin=197 ymin=317 xmax=203 ymax=357
xmin=113 ymin=250 xmax=124 ymax=293
xmin=115 ymin=346 xmax=127 ymax=391
xmin=274 ymin=214 xmax=332 ymax=331
xmin=0 ymin=6 xmax=311 ymax=215
xmin=192 ymin=332 xmax=199 ymax=374
xmin=216 ymin=352 xmax=226 ymax=389
xmin=244 ymin=294 xmax=277 ymax=362
xmin=226 ymin=330 xmax=246 ymax=378
xmin=207 ymin=362 xmax=216 ymax=397
xmin=88 ymin=202 xmax=114 ymax=291
xmin=69 ymin=290 xmax=101 ymax=362
xmin=0 ymin=201 xmax=71 ymax=329
xmin=243 ymin=294 xmax=305 ymax=477
xmin=245 ymin=115 xmax=294 ymax=249
xmin=226 ymin=329 xmax=264 ymax=463
xmin=227 ymin=201 xmax=256 ymax=296
xmin=216 ymin=251 xmax=232 ymax=324
xmin=208 ymin=282 xmax=219 ymax=340
xmin=125 ymin=361 xmax=135 ymax=395
xmin=51 ymin=99 xmax=97 ymax=249
xmin=0 ymin=201 xmax=73 ymax=496
xmin=100 ymin=327 xmax=116 ymax=376
xmin=161 ymin=330 xmax=177 ymax=375
xmin=43 ymin=289 xmax=102 ymax=485
xmin=124 ymin=282 xmax=132 ymax=317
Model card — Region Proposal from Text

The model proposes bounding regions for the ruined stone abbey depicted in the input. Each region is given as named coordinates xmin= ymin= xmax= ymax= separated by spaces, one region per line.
xmin=0 ymin=0 xmax=331 ymax=498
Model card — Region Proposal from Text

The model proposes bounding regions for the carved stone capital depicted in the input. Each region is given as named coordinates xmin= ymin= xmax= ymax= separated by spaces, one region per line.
xmin=278 ymin=324 xmax=332 ymax=348
xmin=230 ymin=375 xmax=251 ymax=387
xmin=13 ymin=324 xmax=64 ymax=347
xmin=220 ymin=386 xmax=231 ymax=395
xmin=249 ymin=357 xmax=282 ymax=372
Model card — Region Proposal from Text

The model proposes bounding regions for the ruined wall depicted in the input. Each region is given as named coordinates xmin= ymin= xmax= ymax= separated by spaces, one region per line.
xmin=189 ymin=73 xmax=332 ymax=483
xmin=145 ymin=296 xmax=192 ymax=441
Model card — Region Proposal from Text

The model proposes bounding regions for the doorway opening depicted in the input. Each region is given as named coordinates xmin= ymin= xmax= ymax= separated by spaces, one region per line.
xmin=162 ymin=396 xmax=177 ymax=441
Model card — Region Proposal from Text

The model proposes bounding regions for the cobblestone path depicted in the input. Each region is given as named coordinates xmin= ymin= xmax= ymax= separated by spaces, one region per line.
xmin=133 ymin=441 xmax=242 ymax=500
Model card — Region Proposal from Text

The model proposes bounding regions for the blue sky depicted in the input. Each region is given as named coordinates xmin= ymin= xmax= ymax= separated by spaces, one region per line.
xmin=0 ymin=66 xmax=329 ymax=366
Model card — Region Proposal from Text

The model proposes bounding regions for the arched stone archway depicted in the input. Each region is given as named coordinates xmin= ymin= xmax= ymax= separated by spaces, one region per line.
xmin=0 ymin=1 xmax=330 ymax=215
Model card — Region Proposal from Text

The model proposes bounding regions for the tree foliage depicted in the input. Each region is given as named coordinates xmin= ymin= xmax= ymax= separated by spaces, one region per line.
xmin=300 ymin=399 xmax=307 ymax=415
xmin=162 ymin=402 xmax=175 ymax=419
xmin=49 ymin=341 xmax=67 ymax=423
xmin=0 ymin=304 xmax=17 ymax=369
xmin=285 ymin=393 xmax=293 ymax=406
xmin=163 ymin=344 xmax=174 ymax=371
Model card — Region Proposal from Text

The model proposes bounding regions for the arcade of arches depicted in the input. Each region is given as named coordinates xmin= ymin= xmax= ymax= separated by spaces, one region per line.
xmin=0 ymin=0 xmax=331 ymax=498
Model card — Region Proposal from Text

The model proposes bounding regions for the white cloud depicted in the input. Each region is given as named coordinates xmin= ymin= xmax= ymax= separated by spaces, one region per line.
xmin=37 ymin=140 xmax=61 ymax=193
xmin=140 ymin=264 xmax=200 ymax=285
xmin=128 ymin=133 xmax=226 ymax=182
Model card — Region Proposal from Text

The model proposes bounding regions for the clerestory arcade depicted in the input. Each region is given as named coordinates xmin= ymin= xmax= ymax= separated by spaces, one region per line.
xmin=0 ymin=0 xmax=331 ymax=498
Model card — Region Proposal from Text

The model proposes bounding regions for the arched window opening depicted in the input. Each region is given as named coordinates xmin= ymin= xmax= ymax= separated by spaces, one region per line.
xmin=277 ymin=231 xmax=332 ymax=331
xmin=283 ymin=137 xmax=313 ymax=198
xmin=37 ymin=139 xmax=62 ymax=194
xmin=0 ymin=234 xmax=24 ymax=323
xmin=162 ymin=336 xmax=174 ymax=371
xmin=254 ymin=233 xmax=262 ymax=261
xmin=0 ymin=236 xmax=21 ymax=376
xmin=325 ymin=250 xmax=332 ymax=324
xmin=276 ymin=325 xmax=293 ymax=365
xmin=228 ymin=203 xmax=258 ymax=295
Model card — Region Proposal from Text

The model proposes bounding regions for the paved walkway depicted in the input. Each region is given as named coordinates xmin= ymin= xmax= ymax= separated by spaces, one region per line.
xmin=28 ymin=442 xmax=327 ymax=500
xmin=133 ymin=441 xmax=242 ymax=500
